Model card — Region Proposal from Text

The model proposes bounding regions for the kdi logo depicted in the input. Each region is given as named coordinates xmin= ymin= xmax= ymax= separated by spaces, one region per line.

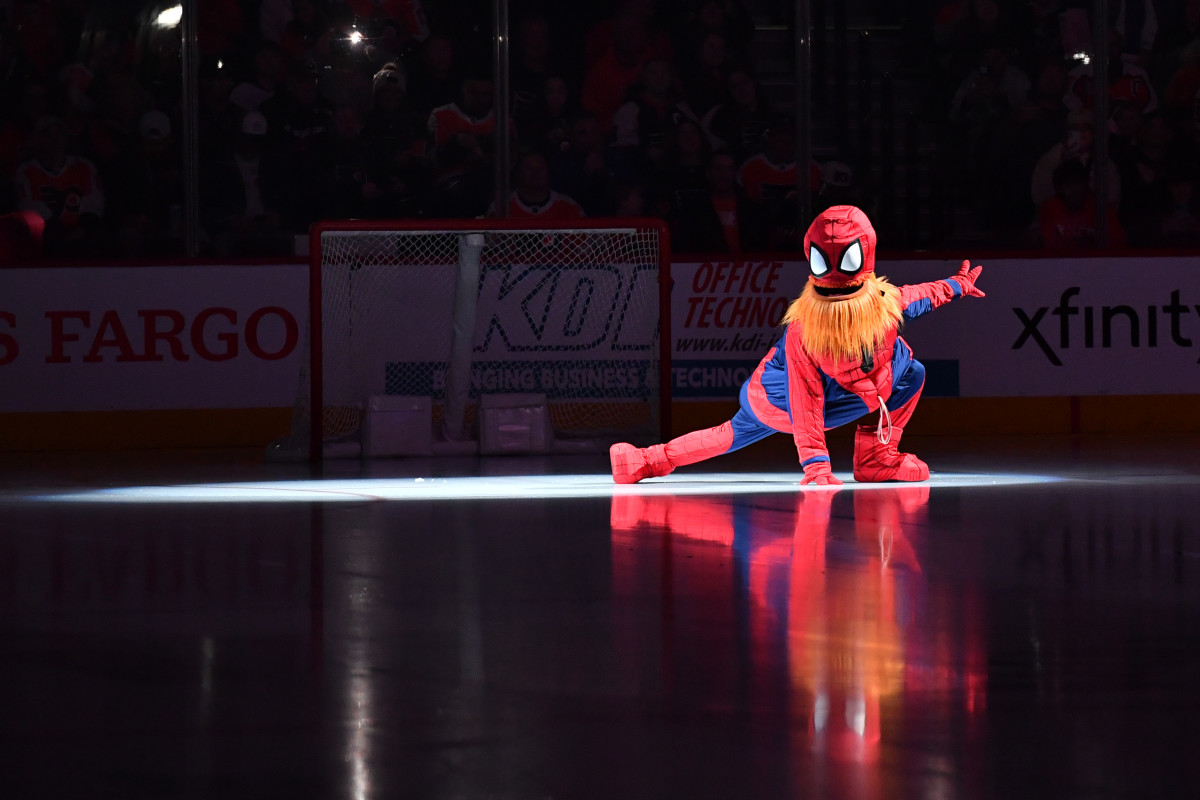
xmin=474 ymin=264 xmax=659 ymax=352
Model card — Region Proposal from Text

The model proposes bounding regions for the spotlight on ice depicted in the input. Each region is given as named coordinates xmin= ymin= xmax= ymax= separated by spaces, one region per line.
xmin=156 ymin=5 xmax=182 ymax=28
xmin=29 ymin=472 xmax=1062 ymax=505
xmin=348 ymin=30 xmax=364 ymax=45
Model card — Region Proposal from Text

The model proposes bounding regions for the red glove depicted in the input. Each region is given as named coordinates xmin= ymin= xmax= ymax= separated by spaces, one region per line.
xmin=801 ymin=460 xmax=843 ymax=486
xmin=953 ymin=260 xmax=985 ymax=298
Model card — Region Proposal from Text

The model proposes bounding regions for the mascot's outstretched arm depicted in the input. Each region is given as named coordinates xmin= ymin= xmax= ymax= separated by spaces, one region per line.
xmin=899 ymin=261 xmax=986 ymax=322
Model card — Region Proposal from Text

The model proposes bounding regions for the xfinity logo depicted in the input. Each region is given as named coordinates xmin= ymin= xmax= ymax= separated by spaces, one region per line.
xmin=475 ymin=264 xmax=658 ymax=352
xmin=1013 ymin=287 xmax=1199 ymax=366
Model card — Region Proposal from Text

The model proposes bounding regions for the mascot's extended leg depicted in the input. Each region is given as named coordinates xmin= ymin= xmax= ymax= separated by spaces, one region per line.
xmin=852 ymin=385 xmax=930 ymax=483
xmin=611 ymin=422 xmax=736 ymax=484
xmin=611 ymin=410 xmax=778 ymax=484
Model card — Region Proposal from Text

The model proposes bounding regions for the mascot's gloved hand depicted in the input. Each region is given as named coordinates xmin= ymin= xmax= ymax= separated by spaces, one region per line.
xmin=801 ymin=461 xmax=843 ymax=486
xmin=953 ymin=260 xmax=985 ymax=298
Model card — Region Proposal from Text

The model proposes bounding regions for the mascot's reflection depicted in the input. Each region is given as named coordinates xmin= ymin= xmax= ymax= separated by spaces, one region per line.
xmin=610 ymin=487 xmax=987 ymax=771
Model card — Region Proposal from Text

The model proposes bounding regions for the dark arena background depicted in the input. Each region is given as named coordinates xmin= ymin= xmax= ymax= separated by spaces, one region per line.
xmin=2 ymin=1 xmax=1200 ymax=798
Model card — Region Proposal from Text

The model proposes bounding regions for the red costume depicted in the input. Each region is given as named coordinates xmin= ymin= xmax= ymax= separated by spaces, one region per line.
xmin=611 ymin=205 xmax=985 ymax=484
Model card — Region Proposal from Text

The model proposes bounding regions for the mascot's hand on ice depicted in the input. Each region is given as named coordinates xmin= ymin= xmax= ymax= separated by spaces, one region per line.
xmin=954 ymin=260 xmax=985 ymax=298
xmin=801 ymin=461 xmax=844 ymax=486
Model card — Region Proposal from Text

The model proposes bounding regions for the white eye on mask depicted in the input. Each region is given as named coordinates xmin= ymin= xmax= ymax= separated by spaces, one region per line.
xmin=809 ymin=246 xmax=830 ymax=277
xmin=838 ymin=240 xmax=863 ymax=274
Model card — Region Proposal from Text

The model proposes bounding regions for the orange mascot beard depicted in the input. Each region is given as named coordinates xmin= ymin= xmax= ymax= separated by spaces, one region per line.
xmin=781 ymin=273 xmax=903 ymax=362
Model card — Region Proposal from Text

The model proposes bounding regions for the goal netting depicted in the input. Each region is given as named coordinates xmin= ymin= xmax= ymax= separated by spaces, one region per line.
xmin=276 ymin=219 xmax=669 ymax=459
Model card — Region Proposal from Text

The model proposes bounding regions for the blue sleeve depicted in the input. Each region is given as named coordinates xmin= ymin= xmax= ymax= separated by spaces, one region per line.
xmin=901 ymin=279 xmax=961 ymax=321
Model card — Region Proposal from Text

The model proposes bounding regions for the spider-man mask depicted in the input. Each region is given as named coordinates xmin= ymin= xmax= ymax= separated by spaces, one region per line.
xmin=803 ymin=205 xmax=878 ymax=301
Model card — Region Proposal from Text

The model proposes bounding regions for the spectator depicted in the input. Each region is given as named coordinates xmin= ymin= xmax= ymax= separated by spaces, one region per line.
xmin=1158 ymin=168 xmax=1200 ymax=245
xmin=1039 ymin=158 xmax=1125 ymax=248
xmin=612 ymin=59 xmax=700 ymax=175
xmin=314 ymin=26 xmax=374 ymax=116
xmin=1157 ymin=0 xmax=1200 ymax=63
xmin=984 ymin=56 xmax=1068 ymax=229
xmin=494 ymin=150 xmax=584 ymax=219
xmin=585 ymin=0 xmax=673 ymax=68
xmin=320 ymin=105 xmax=376 ymax=218
xmin=1112 ymin=0 xmax=1159 ymax=61
xmin=950 ymin=43 xmax=1031 ymax=123
xmin=428 ymin=71 xmax=495 ymax=151
xmin=1163 ymin=49 xmax=1200 ymax=117
xmin=679 ymin=0 xmax=755 ymax=65
xmin=406 ymin=34 xmax=458 ymax=119
xmin=738 ymin=118 xmax=816 ymax=249
xmin=264 ymin=60 xmax=334 ymax=158
xmin=279 ymin=0 xmax=330 ymax=63
xmin=671 ymin=149 xmax=763 ymax=252
xmin=664 ymin=119 xmax=711 ymax=221
xmin=0 ymin=77 xmax=53 ymax=184
xmin=260 ymin=0 xmax=295 ymax=45
xmin=0 ymin=210 xmax=45 ymax=265
xmin=262 ymin=60 xmax=335 ymax=227
xmin=424 ymin=131 xmax=491 ymax=219
xmin=1064 ymin=28 xmax=1158 ymax=114
xmin=511 ymin=15 xmax=556 ymax=124
xmin=1115 ymin=112 xmax=1186 ymax=243
xmin=1014 ymin=0 xmax=1067 ymax=66
xmin=198 ymin=57 xmax=240 ymax=158
xmin=84 ymin=68 xmax=149 ymax=175
xmin=517 ymin=76 xmax=576 ymax=152
xmin=932 ymin=0 xmax=1018 ymax=83
xmin=814 ymin=160 xmax=856 ymax=214
xmin=613 ymin=181 xmax=648 ymax=216
xmin=362 ymin=62 xmax=428 ymax=218
xmin=703 ymin=67 xmax=773 ymax=161
xmin=201 ymin=111 xmax=296 ymax=256
xmin=230 ymin=42 xmax=285 ymax=112
xmin=198 ymin=0 xmax=245 ymax=58
xmin=684 ymin=32 xmax=732 ymax=119
xmin=107 ymin=110 xmax=184 ymax=256
xmin=1031 ymin=109 xmax=1122 ymax=208
xmin=9 ymin=0 xmax=67 ymax=79
xmin=582 ymin=11 xmax=654 ymax=131
xmin=14 ymin=116 xmax=107 ymax=257
xmin=1108 ymin=101 xmax=1145 ymax=164
xmin=550 ymin=111 xmax=619 ymax=216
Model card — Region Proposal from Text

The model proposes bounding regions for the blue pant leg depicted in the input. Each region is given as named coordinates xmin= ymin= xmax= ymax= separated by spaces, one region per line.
xmin=728 ymin=408 xmax=781 ymax=452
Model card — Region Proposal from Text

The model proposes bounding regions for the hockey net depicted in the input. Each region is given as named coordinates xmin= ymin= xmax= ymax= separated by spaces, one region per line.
xmin=279 ymin=219 xmax=670 ymax=459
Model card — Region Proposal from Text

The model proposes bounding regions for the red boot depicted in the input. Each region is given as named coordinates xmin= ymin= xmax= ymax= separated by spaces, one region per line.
xmin=610 ymin=421 xmax=736 ymax=484
xmin=610 ymin=443 xmax=673 ymax=484
xmin=852 ymin=424 xmax=929 ymax=482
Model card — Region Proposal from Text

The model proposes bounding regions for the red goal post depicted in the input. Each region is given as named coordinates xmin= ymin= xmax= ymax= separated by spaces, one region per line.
xmin=301 ymin=217 xmax=671 ymax=460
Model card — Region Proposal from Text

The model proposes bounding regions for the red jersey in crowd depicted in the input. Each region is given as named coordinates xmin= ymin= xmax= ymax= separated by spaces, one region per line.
xmin=428 ymin=103 xmax=495 ymax=147
xmin=1039 ymin=195 xmax=1126 ymax=249
xmin=14 ymin=155 xmax=105 ymax=228
xmin=498 ymin=191 xmax=584 ymax=220
xmin=738 ymin=155 xmax=821 ymax=203
xmin=711 ymin=194 xmax=741 ymax=252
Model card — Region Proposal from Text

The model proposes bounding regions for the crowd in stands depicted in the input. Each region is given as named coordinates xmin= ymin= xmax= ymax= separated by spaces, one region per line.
xmin=4 ymin=0 xmax=1199 ymax=262
xmin=0 ymin=0 xmax=827 ymax=261
xmin=936 ymin=0 xmax=1200 ymax=249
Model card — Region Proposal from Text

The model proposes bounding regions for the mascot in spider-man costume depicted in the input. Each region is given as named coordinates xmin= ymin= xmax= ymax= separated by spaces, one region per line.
xmin=611 ymin=205 xmax=985 ymax=485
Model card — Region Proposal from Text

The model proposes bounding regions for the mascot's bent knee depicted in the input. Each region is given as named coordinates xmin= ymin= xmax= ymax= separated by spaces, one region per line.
xmin=610 ymin=205 xmax=986 ymax=485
